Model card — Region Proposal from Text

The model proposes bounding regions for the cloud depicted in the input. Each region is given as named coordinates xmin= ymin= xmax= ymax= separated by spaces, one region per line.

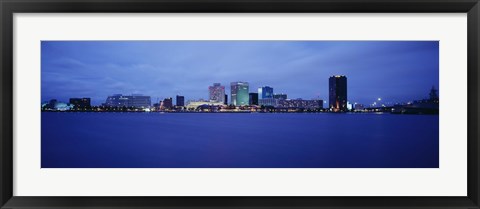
xmin=41 ymin=41 xmax=439 ymax=105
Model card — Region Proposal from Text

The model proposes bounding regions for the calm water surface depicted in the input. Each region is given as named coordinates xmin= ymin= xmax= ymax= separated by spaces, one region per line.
xmin=41 ymin=112 xmax=439 ymax=168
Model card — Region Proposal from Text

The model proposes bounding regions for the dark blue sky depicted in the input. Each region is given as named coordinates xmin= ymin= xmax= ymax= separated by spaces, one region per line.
xmin=41 ymin=41 xmax=438 ymax=106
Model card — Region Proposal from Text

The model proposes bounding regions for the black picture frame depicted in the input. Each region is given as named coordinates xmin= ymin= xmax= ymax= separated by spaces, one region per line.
xmin=1 ymin=0 xmax=479 ymax=208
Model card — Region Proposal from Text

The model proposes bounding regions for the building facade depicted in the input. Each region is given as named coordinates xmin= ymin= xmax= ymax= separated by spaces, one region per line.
xmin=104 ymin=94 xmax=151 ymax=108
xmin=186 ymin=99 xmax=225 ymax=109
xmin=277 ymin=99 xmax=323 ymax=110
xmin=162 ymin=97 xmax=173 ymax=110
xmin=42 ymin=99 xmax=74 ymax=111
xmin=230 ymin=82 xmax=249 ymax=106
xmin=176 ymin=95 xmax=185 ymax=107
xmin=354 ymin=103 xmax=365 ymax=111
xmin=259 ymin=98 xmax=278 ymax=107
xmin=249 ymin=93 xmax=259 ymax=105
xmin=258 ymin=86 xmax=274 ymax=99
xmin=69 ymin=98 xmax=91 ymax=109
xmin=273 ymin=93 xmax=287 ymax=100
xmin=208 ymin=83 xmax=225 ymax=103
xmin=329 ymin=75 xmax=348 ymax=112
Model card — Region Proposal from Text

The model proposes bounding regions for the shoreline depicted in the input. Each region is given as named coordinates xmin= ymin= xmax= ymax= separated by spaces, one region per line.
xmin=40 ymin=111 xmax=439 ymax=115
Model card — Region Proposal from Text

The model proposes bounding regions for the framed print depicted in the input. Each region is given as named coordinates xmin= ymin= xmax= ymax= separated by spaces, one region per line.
xmin=1 ymin=0 xmax=479 ymax=208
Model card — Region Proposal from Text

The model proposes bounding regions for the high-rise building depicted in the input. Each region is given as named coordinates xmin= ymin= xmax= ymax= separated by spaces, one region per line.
xmin=273 ymin=93 xmax=287 ymax=100
xmin=258 ymin=86 xmax=274 ymax=99
xmin=104 ymin=94 xmax=151 ymax=108
xmin=162 ymin=97 xmax=173 ymax=110
xmin=69 ymin=98 xmax=91 ymax=109
xmin=329 ymin=75 xmax=348 ymax=112
xmin=231 ymin=82 xmax=249 ymax=106
xmin=176 ymin=95 xmax=185 ymax=107
xmin=347 ymin=102 xmax=353 ymax=111
xmin=224 ymin=94 xmax=228 ymax=105
xmin=209 ymin=83 xmax=225 ymax=103
xmin=249 ymin=93 xmax=259 ymax=105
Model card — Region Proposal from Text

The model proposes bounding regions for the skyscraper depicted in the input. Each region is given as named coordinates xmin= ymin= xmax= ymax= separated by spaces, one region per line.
xmin=162 ymin=97 xmax=173 ymax=110
xmin=209 ymin=83 xmax=225 ymax=103
xmin=249 ymin=93 xmax=259 ymax=105
xmin=258 ymin=86 xmax=274 ymax=99
xmin=231 ymin=82 xmax=249 ymax=106
xmin=224 ymin=94 xmax=228 ymax=105
xmin=176 ymin=95 xmax=185 ymax=107
xmin=329 ymin=75 xmax=347 ymax=112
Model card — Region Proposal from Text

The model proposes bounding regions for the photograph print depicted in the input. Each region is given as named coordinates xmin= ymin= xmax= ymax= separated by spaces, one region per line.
xmin=41 ymin=41 xmax=439 ymax=168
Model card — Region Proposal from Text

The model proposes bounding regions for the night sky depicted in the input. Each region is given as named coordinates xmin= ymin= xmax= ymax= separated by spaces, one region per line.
xmin=41 ymin=41 xmax=439 ymax=106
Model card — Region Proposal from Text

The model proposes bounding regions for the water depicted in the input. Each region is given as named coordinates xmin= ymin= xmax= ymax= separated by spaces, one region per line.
xmin=41 ymin=112 xmax=439 ymax=168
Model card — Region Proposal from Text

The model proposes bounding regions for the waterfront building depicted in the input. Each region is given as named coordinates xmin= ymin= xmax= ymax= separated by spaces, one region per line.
xmin=354 ymin=104 xmax=365 ymax=111
xmin=224 ymin=94 xmax=228 ymax=105
xmin=162 ymin=97 xmax=173 ymax=110
xmin=176 ymin=95 xmax=185 ymax=107
xmin=53 ymin=102 xmax=74 ymax=111
xmin=329 ymin=75 xmax=348 ymax=112
xmin=347 ymin=102 xmax=353 ymax=111
xmin=209 ymin=83 xmax=225 ymax=103
xmin=277 ymin=99 xmax=323 ymax=110
xmin=259 ymin=98 xmax=277 ymax=107
xmin=48 ymin=99 xmax=57 ymax=109
xmin=69 ymin=98 xmax=91 ymax=109
xmin=186 ymin=99 xmax=225 ymax=109
xmin=249 ymin=93 xmax=259 ymax=105
xmin=258 ymin=86 xmax=274 ymax=99
xmin=274 ymin=93 xmax=287 ymax=100
xmin=42 ymin=99 xmax=74 ymax=111
xmin=104 ymin=94 xmax=151 ymax=108
xmin=230 ymin=81 xmax=249 ymax=106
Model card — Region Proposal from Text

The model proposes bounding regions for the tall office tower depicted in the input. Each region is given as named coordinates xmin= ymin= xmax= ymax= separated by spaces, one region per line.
xmin=209 ymin=83 xmax=225 ymax=103
xmin=230 ymin=82 xmax=249 ymax=106
xmin=249 ymin=93 xmax=259 ymax=105
xmin=329 ymin=75 xmax=348 ymax=112
xmin=176 ymin=95 xmax=185 ymax=107
xmin=224 ymin=94 xmax=228 ymax=105
xmin=258 ymin=86 xmax=274 ymax=99
xmin=162 ymin=97 xmax=173 ymax=109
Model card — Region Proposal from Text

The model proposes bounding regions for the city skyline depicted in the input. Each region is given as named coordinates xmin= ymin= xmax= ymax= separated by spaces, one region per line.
xmin=42 ymin=41 xmax=439 ymax=105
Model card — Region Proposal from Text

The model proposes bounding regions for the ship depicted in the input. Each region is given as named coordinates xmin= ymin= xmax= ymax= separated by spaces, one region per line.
xmin=392 ymin=86 xmax=439 ymax=115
